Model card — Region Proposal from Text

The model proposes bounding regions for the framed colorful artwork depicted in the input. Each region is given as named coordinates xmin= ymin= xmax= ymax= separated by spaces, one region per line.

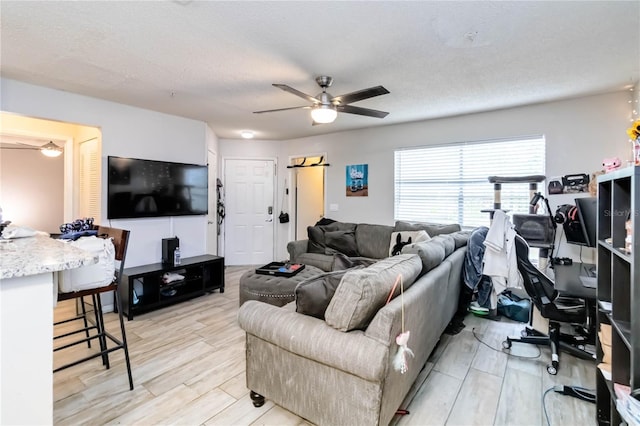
xmin=346 ymin=164 xmax=368 ymax=197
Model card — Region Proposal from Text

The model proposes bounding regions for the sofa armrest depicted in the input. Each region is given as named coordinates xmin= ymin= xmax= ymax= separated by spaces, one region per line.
xmin=287 ymin=239 xmax=309 ymax=262
xmin=238 ymin=301 xmax=388 ymax=381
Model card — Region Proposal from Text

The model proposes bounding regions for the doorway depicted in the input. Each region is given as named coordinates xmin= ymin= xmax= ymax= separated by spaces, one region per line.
xmin=291 ymin=155 xmax=326 ymax=240
xmin=0 ymin=112 xmax=101 ymax=232
xmin=223 ymin=158 xmax=275 ymax=265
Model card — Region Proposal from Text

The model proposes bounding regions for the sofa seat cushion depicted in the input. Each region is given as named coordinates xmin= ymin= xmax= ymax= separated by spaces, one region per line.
xmin=294 ymin=253 xmax=335 ymax=272
xmin=331 ymin=253 xmax=378 ymax=271
xmin=325 ymin=254 xmax=422 ymax=332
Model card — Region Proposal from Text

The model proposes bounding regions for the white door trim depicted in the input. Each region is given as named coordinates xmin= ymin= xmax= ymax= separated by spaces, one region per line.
xmin=288 ymin=152 xmax=327 ymax=242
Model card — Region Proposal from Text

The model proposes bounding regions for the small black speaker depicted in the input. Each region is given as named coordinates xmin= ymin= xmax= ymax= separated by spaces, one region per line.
xmin=162 ymin=237 xmax=180 ymax=266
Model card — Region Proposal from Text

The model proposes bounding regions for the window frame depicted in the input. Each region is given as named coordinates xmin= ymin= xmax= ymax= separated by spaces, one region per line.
xmin=394 ymin=135 xmax=546 ymax=227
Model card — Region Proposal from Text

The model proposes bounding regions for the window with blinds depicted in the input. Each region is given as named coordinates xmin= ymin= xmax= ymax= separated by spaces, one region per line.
xmin=394 ymin=136 xmax=545 ymax=227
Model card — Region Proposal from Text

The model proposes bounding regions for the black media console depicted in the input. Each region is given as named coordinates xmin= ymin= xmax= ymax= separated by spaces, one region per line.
xmin=120 ymin=254 xmax=224 ymax=320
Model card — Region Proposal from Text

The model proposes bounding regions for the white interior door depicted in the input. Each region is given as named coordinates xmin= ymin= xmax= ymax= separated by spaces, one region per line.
xmin=295 ymin=164 xmax=325 ymax=240
xmin=224 ymin=159 xmax=275 ymax=265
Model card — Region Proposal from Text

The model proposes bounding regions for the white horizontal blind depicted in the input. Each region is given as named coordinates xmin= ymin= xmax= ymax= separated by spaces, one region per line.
xmin=394 ymin=136 xmax=545 ymax=227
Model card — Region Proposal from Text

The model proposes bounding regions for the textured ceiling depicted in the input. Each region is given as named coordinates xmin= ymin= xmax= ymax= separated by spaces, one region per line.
xmin=1 ymin=1 xmax=639 ymax=140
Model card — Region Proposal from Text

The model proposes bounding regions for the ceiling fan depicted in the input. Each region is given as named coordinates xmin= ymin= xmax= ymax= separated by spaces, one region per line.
xmin=254 ymin=76 xmax=390 ymax=124
xmin=0 ymin=141 xmax=63 ymax=157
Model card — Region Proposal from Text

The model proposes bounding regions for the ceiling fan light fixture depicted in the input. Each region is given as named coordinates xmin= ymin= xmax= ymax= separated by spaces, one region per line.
xmin=311 ymin=105 xmax=337 ymax=124
xmin=40 ymin=141 xmax=63 ymax=157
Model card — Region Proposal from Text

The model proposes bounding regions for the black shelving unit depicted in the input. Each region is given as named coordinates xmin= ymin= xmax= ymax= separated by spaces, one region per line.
xmin=120 ymin=254 xmax=224 ymax=320
xmin=596 ymin=166 xmax=639 ymax=425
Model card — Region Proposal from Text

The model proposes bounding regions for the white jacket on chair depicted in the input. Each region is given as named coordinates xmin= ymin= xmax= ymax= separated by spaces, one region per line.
xmin=482 ymin=210 xmax=523 ymax=309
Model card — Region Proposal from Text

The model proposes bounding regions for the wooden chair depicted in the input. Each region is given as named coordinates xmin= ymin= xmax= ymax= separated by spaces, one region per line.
xmin=53 ymin=226 xmax=134 ymax=390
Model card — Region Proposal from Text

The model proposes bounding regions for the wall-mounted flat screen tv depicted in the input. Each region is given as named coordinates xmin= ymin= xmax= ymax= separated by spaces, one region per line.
xmin=107 ymin=156 xmax=208 ymax=219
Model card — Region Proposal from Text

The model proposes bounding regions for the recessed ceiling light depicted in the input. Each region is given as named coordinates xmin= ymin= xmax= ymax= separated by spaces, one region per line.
xmin=240 ymin=131 xmax=254 ymax=139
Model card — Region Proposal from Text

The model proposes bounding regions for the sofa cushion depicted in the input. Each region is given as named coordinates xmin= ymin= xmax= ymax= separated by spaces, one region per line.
xmin=401 ymin=239 xmax=447 ymax=274
xmin=295 ymin=269 xmax=354 ymax=319
xmin=307 ymin=226 xmax=327 ymax=254
xmin=307 ymin=222 xmax=358 ymax=254
xmin=394 ymin=220 xmax=461 ymax=236
xmin=332 ymin=253 xmax=377 ymax=271
xmin=388 ymin=230 xmax=430 ymax=256
xmin=324 ymin=230 xmax=359 ymax=257
xmin=431 ymin=234 xmax=455 ymax=257
xmin=449 ymin=230 xmax=472 ymax=249
xmin=355 ymin=223 xmax=395 ymax=259
xmin=325 ymin=254 xmax=422 ymax=331
xmin=295 ymin=252 xmax=335 ymax=272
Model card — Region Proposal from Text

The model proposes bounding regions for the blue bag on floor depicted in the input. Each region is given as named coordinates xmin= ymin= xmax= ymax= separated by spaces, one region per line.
xmin=497 ymin=291 xmax=530 ymax=323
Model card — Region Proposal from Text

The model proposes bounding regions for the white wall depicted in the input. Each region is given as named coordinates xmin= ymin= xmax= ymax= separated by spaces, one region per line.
xmin=1 ymin=78 xmax=211 ymax=267
xmin=0 ymin=149 xmax=64 ymax=233
xmin=221 ymin=90 xmax=632 ymax=261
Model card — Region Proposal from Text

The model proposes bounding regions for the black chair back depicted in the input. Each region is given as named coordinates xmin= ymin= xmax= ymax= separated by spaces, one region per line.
xmin=513 ymin=234 xmax=558 ymax=317
xmin=97 ymin=225 xmax=130 ymax=285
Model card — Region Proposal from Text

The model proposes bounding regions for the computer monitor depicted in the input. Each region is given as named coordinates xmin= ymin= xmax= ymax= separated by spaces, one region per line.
xmin=565 ymin=197 xmax=598 ymax=248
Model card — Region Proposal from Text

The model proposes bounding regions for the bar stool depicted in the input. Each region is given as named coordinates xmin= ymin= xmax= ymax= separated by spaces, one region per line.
xmin=53 ymin=226 xmax=134 ymax=390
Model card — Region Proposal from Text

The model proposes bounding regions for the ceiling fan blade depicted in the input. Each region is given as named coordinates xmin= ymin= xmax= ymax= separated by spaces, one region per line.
xmin=337 ymin=104 xmax=389 ymax=118
xmin=273 ymin=84 xmax=320 ymax=104
xmin=253 ymin=105 xmax=312 ymax=114
xmin=0 ymin=146 xmax=37 ymax=150
xmin=331 ymin=86 xmax=389 ymax=105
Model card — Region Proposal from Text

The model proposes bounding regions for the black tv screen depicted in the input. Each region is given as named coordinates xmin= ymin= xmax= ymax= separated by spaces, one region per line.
xmin=107 ymin=156 xmax=208 ymax=219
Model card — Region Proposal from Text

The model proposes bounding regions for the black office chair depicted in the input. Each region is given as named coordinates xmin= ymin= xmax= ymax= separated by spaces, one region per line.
xmin=54 ymin=226 xmax=134 ymax=390
xmin=502 ymin=234 xmax=594 ymax=375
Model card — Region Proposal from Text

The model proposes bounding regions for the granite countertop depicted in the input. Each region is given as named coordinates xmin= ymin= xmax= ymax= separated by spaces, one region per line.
xmin=0 ymin=234 xmax=98 ymax=279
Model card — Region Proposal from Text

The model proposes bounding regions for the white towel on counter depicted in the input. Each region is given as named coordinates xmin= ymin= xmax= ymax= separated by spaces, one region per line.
xmin=1 ymin=225 xmax=43 ymax=239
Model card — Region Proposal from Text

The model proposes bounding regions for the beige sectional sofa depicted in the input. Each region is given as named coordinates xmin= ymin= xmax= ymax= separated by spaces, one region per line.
xmin=237 ymin=227 xmax=470 ymax=425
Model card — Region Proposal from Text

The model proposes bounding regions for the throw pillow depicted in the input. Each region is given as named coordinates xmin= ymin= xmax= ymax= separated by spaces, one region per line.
xmin=308 ymin=222 xmax=358 ymax=254
xmin=295 ymin=269 xmax=352 ymax=319
xmin=307 ymin=226 xmax=326 ymax=254
xmin=324 ymin=230 xmax=359 ymax=257
xmin=325 ymin=254 xmax=422 ymax=331
xmin=389 ymin=230 xmax=430 ymax=256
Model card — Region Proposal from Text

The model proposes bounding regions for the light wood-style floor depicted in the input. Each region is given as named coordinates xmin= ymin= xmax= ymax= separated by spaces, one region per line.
xmin=53 ymin=265 xmax=596 ymax=425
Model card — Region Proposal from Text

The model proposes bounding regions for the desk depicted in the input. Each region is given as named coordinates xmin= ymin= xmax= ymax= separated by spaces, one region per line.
xmin=551 ymin=262 xmax=597 ymax=339
xmin=552 ymin=262 xmax=597 ymax=300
